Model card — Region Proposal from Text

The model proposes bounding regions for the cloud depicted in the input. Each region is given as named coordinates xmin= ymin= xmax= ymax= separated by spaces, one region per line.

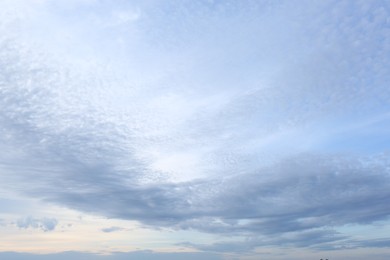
xmin=101 ymin=226 xmax=125 ymax=233
xmin=183 ymin=231 xmax=390 ymax=253
xmin=346 ymin=238 xmax=390 ymax=249
xmin=0 ymin=0 xmax=389 ymax=254
xmin=182 ymin=229 xmax=347 ymax=253
xmin=313 ymin=237 xmax=390 ymax=251
xmin=16 ymin=216 xmax=58 ymax=232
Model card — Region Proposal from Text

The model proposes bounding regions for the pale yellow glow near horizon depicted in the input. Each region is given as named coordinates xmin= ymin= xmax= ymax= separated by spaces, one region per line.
xmin=0 ymin=201 xmax=217 ymax=254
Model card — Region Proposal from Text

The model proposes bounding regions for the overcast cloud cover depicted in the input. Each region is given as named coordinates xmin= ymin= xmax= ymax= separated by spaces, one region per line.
xmin=0 ymin=0 xmax=390 ymax=259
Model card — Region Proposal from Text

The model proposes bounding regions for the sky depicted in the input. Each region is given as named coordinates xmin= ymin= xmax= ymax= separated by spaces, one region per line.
xmin=0 ymin=0 xmax=390 ymax=259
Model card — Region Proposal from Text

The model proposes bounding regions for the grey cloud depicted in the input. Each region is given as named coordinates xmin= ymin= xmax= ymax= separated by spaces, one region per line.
xmin=16 ymin=216 xmax=58 ymax=232
xmin=101 ymin=226 xmax=125 ymax=233
xmin=344 ymin=238 xmax=390 ymax=249
xmin=183 ymin=229 xmax=347 ymax=253
xmin=313 ymin=237 xmax=390 ymax=251
xmin=184 ymin=231 xmax=390 ymax=253
xmin=175 ymin=154 xmax=390 ymax=231
xmin=32 ymin=153 xmax=389 ymax=248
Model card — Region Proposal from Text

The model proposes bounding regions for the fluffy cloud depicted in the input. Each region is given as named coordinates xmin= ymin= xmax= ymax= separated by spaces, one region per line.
xmin=16 ymin=216 xmax=58 ymax=232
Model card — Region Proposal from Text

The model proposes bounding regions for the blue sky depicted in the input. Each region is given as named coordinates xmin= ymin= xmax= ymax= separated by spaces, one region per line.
xmin=0 ymin=0 xmax=390 ymax=259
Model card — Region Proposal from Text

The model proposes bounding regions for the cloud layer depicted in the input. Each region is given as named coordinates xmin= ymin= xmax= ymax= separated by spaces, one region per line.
xmin=0 ymin=0 xmax=390 ymax=254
